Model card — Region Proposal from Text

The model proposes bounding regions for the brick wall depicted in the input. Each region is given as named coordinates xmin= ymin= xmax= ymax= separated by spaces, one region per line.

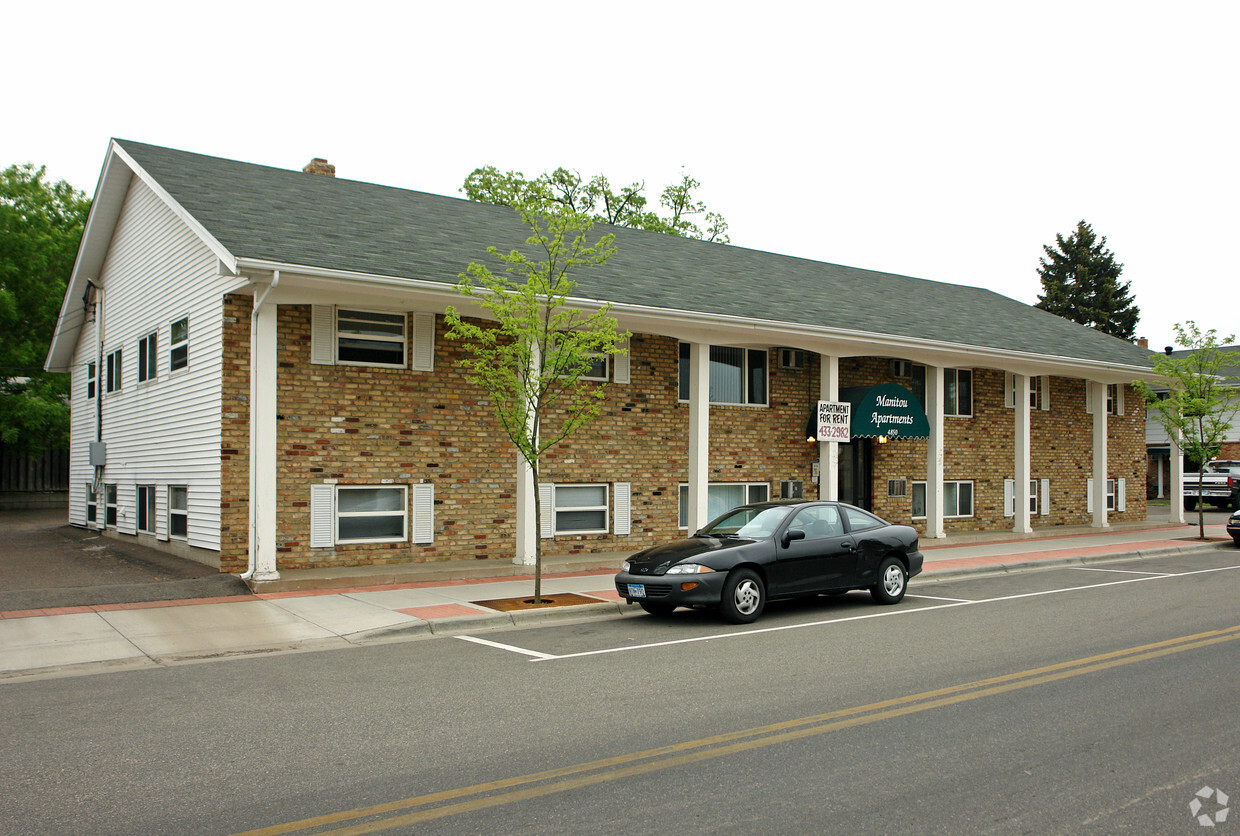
xmin=219 ymin=296 xmax=1147 ymax=571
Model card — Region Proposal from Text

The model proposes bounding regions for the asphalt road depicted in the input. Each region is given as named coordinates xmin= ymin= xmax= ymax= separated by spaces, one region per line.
xmin=3 ymin=550 xmax=1238 ymax=835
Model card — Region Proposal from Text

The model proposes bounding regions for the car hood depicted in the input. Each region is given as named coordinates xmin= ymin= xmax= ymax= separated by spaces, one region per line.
xmin=625 ymin=536 xmax=758 ymax=575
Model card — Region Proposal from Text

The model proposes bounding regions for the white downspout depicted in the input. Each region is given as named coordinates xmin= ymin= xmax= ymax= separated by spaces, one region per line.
xmin=242 ymin=271 xmax=280 ymax=580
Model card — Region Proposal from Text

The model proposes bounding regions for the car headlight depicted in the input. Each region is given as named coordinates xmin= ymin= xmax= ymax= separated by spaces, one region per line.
xmin=621 ymin=561 xmax=631 ymax=573
xmin=665 ymin=563 xmax=715 ymax=574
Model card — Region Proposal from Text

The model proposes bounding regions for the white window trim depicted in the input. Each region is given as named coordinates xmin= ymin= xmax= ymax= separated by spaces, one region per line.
xmin=85 ymin=483 xmax=97 ymax=524
xmin=104 ymin=483 xmax=118 ymax=527
xmin=168 ymin=485 xmax=188 ymax=540
xmin=87 ymin=361 xmax=96 ymax=399
xmin=944 ymin=368 xmax=973 ymax=417
xmin=105 ymin=348 xmax=122 ymax=393
xmin=335 ymin=485 xmax=409 ymax=544
xmin=677 ymin=482 xmax=771 ymax=529
xmin=580 ymin=352 xmax=609 ymax=382
xmin=136 ymin=485 xmax=156 ymax=534
xmin=138 ymin=332 xmax=157 ymax=383
xmin=335 ymin=308 xmax=408 ymax=369
xmin=551 ymin=483 xmax=610 ymax=536
xmin=912 ymin=480 xmax=974 ymax=519
xmin=678 ymin=343 xmax=770 ymax=407
xmin=169 ymin=316 xmax=189 ymax=372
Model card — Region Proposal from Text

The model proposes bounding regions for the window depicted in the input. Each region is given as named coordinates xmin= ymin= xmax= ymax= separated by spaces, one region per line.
xmin=945 ymin=368 xmax=972 ymax=416
xmin=170 ymin=317 xmax=189 ymax=371
xmin=1005 ymin=374 xmax=1050 ymax=410
xmin=87 ymin=362 xmax=96 ymax=399
xmin=336 ymin=486 xmax=407 ymax=543
xmin=106 ymin=349 xmax=122 ymax=392
xmin=1106 ymin=384 xmax=1121 ymax=415
xmin=582 ymin=353 xmax=608 ymax=381
xmin=679 ymin=482 xmax=770 ymax=528
xmin=86 ymin=484 xmax=97 ymax=523
xmin=1004 ymin=479 xmax=1040 ymax=516
xmin=678 ymin=343 xmax=768 ymax=405
xmin=788 ymin=504 xmax=844 ymax=539
xmin=337 ymin=309 xmax=406 ymax=367
xmin=911 ymin=480 xmax=974 ymax=519
xmin=843 ymin=505 xmax=882 ymax=532
xmin=553 ymin=484 xmax=609 ymax=534
xmin=105 ymin=484 xmax=118 ymax=526
xmin=1086 ymin=478 xmax=1126 ymax=513
xmin=138 ymin=332 xmax=157 ymax=382
xmin=169 ymin=486 xmax=187 ymax=538
xmin=137 ymin=485 xmax=156 ymax=533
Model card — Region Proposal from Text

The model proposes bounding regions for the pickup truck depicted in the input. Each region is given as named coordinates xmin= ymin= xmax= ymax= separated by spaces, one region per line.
xmin=1184 ymin=460 xmax=1240 ymax=511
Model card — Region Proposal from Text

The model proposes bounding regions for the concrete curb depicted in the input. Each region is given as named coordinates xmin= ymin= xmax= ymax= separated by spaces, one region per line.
xmin=920 ymin=540 xmax=1233 ymax=583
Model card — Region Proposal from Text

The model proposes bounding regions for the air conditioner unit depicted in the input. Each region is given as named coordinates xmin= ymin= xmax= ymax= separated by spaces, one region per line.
xmin=779 ymin=349 xmax=805 ymax=370
xmin=780 ymin=480 xmax=803 ymax=499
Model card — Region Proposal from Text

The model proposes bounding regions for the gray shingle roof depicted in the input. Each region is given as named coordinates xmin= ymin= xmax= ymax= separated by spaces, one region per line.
xmin=116 ymin=139 xmax=1153 ymax=369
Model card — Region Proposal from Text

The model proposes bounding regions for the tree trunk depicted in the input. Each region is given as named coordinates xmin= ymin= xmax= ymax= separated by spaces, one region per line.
xmin=531 ymin=467 xmax=543 ymax=603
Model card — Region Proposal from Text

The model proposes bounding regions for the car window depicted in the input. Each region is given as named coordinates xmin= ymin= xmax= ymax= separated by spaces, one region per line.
xmin=701 ymin=506 xmax=791 ymax=537
xmin=842 ymin=506 xmax=882 ymax=533
xmin=787 ymin=505 xmax=845 ymax=540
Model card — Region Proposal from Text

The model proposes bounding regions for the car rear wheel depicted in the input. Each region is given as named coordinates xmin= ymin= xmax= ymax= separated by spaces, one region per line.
xmin=1184 ymin=498 xmax=1197 ymax=511
xmin=639 ymin=601 xmax=676 ymax=617
xmin=720 ymin=569 xmax=765 ymax=624
xmin=870 ymin=557 xmax=908 ymax=605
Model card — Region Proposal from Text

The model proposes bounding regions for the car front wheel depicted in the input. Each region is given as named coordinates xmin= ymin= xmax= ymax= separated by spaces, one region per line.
xmin=871 ymin=557 xmax=908 ymax=605
xmin=720 ymin=569 xmax=765 ymax=624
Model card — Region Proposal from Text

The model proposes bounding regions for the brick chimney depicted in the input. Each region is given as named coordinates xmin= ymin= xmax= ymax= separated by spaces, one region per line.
xmin=1136 ymin=337 xmax=1149 ymax=349
xmin=302 ymin=158 xmax=336 ymax=177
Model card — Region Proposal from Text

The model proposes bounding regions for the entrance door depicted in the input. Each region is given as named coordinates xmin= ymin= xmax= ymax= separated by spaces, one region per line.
xmin=837 ymin=440 xmax=873 ymax=510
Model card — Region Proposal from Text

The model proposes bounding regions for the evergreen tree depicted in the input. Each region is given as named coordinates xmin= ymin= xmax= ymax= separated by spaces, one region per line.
xmin=1035 ymin=220 xmax=1139 ymax=340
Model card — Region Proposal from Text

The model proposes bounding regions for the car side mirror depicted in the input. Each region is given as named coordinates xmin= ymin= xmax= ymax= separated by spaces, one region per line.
xmin=782 ymin=528 xmax=806 ymax=548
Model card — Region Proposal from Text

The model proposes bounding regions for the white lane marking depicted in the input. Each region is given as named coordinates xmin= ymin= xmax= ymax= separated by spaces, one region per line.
xmin=906 ymin=594 xmax=974 ymax=603
xmin=454 ymin=635 xmax=557 ymax=659
xmin=1073 ymin=567 xmax=1173 ymax=576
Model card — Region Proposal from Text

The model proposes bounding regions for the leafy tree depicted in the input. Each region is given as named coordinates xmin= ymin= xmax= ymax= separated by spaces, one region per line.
xmin=1035 ymin=220 xmax=1139 ymax=340
xmin=0 ymin=164 xmax=90 ymax=453
xmin=1133 ymin=322 xmax=1240 ymax=538
xmin=463 ymin=166 xmax=729 ymax=243
xmin=444 ymin=203 xmax=629 ymax=602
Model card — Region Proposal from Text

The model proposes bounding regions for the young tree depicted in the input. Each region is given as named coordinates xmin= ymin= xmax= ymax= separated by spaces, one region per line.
xmin=444 ymin=203 xmax=629 ymax=602
xmin=1133 ymin=322 xmax=1240 ymax=539
xmin=0 ymin=164 xmax=90 ymax=453
xmin=463 ymin=166 xmax=730 ymax=243
xmin=1035 ymin=220 xmax=1139 ymax=340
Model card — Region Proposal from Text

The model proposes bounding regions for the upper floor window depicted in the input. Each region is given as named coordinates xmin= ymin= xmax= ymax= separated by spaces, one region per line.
xmin=678 ymin=343 xmax=768 ymax=405
xmin=170 ymin=317 xmax=189 ymax=371
xmin=138 ymin=332 xmax=157 ymax=382
xmin=87 ymin=362 xmax=96 ymax=399
xmin=106 ymin=349 xmax=122 ymax=393
xmin=944 ymin=368 xmax=972 ymax=416
xmin=337 ymin=309 xmax=406 ymax=367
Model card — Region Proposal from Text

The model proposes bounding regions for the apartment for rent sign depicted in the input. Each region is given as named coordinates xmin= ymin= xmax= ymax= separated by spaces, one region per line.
xmin=816 ymin=401 xmax=851 ymax=442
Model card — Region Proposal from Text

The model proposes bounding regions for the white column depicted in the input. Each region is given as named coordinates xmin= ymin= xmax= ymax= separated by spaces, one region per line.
xmin=924 ymin=365 xmax=945 ymax=538
xmin=1156 ymin=453 xmax=1165 ymax=499
xmin=1170 ymin=435 xmax=1185 ymax=524
xmin=1091 ymin=381 xmax=1109 ymax=528
xmin=687 ymin=342 xmax=710 ymax=532
xmin=819 ymin=354 xmax=840 ymax=501
xmin=1014 ymin=373 xmax=1032 ymax=534
xmin=514 ymin=341 xmax=539 ymax=564
xmin=249 ymin=301 xmax=280 ymax=581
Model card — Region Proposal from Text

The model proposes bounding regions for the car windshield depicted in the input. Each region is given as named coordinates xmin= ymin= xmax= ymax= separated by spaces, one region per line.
xmin=699 ymin=506 xmax=792 ymax=538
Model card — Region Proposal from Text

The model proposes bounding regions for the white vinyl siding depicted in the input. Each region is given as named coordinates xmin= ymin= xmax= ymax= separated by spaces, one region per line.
xmin=65 ymin=176 xmax=245 ymax=548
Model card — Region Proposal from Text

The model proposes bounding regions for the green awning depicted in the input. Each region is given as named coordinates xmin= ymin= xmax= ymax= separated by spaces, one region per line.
xmin=840 ymin=383 xmax=929 ymax=440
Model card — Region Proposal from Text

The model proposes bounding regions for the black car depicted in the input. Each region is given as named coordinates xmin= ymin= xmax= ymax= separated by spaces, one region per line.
xmin=615 ymin=500 xmax=924 ymax=624
xmin=1228 ymin=509 xmax=1240 ymax=546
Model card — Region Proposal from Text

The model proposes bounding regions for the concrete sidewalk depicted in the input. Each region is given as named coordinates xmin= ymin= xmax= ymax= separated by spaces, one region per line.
xmin=2 ymin=517 xmax=1234 ymax=681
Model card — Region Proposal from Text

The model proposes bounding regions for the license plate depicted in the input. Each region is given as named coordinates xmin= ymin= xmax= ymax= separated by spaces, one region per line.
xmin=627 ymin=584 xmax=647 ymax=598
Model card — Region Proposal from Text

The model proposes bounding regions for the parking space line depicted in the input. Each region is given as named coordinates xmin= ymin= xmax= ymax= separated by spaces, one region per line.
xmin=906 ymin=594 xmax=974 ymax=603
xmin=1073 ymin=567 xmax=1173 ymax=576
xmin=455 ymin=635 xmax=557 ymax=659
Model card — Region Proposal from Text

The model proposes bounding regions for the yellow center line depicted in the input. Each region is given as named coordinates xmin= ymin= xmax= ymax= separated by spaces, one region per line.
xmin=234 ymin=624 xmax=1240 ymax=836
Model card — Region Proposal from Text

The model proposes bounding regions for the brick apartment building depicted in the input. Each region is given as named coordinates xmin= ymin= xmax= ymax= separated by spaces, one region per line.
xmin=46 ymin=140 xmax=1157 ymax=580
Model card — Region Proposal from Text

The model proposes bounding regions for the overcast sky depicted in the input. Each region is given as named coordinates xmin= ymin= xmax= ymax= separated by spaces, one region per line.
xmin=6 ymin=1 xmax=1234 ymax=351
